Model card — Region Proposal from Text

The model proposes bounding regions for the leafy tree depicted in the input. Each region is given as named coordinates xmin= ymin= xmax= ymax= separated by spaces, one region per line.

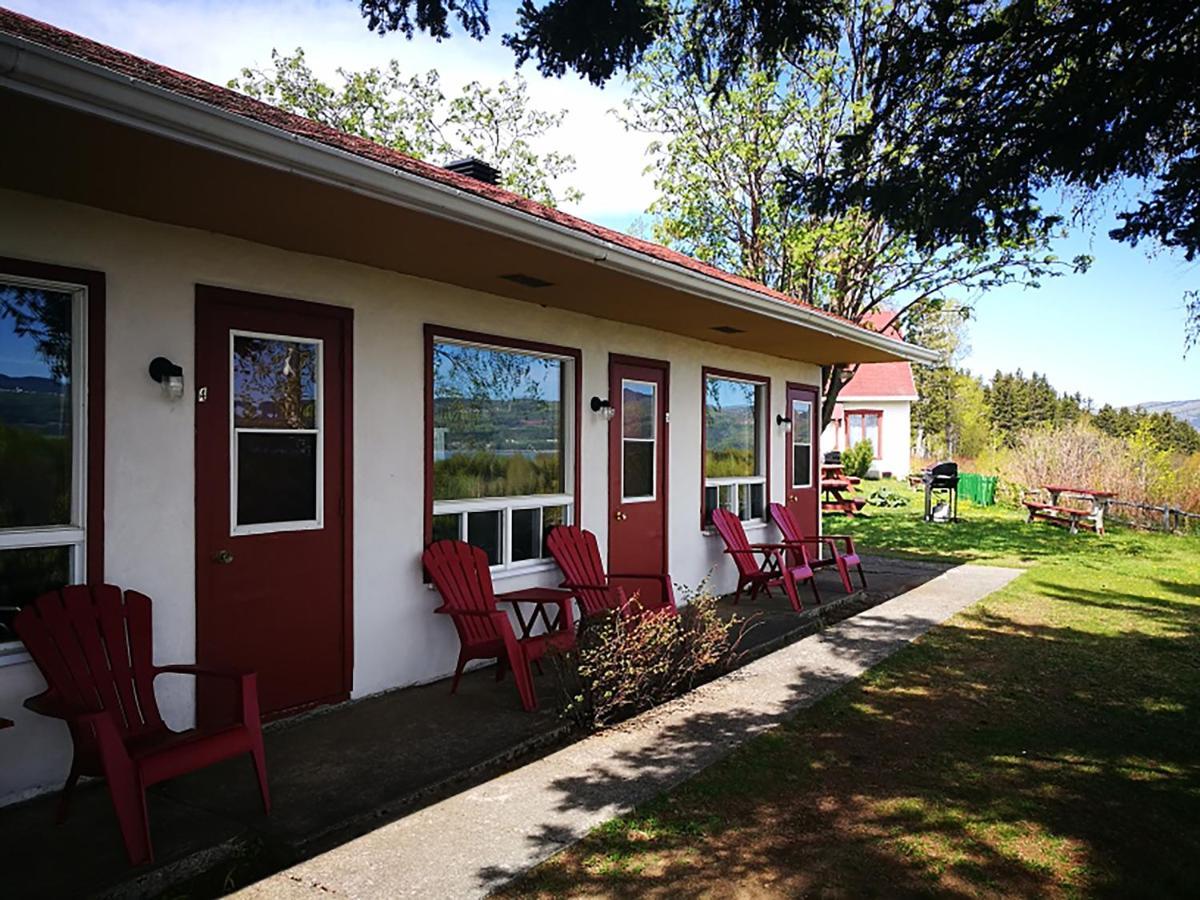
xmin=229 ymin=49 xmax=582 ymax=206
xmin=619 ymin=5 xmax=1079 ymax=426
xmin=353 ymin=1 xmax=1200 ymax=342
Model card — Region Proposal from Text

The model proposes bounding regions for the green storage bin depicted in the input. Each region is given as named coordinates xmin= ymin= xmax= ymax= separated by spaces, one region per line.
xmin=957 ymin=473 xmax=997 ymax=506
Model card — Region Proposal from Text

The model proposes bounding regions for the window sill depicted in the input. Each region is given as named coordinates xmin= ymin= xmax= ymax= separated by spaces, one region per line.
xmin=702 ymin=520 xmax=770 ymax=537
xmin=491 ymin=560 xmax=561 ymax=582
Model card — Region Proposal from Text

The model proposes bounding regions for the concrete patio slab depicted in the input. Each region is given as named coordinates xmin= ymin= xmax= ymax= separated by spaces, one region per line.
xmin=235 ymin=562 xmax=1022 ymax=899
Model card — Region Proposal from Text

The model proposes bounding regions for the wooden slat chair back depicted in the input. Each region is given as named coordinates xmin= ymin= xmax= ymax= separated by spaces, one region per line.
xmin=423 ymin=540 xmax=572 ymax=711
xmin=768 ymin=502 xmax=867 ymax=593
xmin=15 ymin=585 xmax=269 ymax=866
xmin=711 ymin=508 xmax=820 ymax=612
xmin=546 ymin=525 xmax=678 ymax=619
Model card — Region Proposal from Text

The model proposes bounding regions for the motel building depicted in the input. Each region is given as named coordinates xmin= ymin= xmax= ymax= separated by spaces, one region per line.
xmin=0 ymin=9 xmax=935 ymax=807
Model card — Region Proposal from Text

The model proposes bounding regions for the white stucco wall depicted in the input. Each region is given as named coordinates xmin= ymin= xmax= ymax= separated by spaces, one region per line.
xmin=821 ymin=398 xmax=912 ymax=478
xmin=0 ymin=188 xmax=826 ymax=804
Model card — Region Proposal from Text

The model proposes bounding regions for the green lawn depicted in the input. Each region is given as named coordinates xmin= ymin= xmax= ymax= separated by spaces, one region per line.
xmin=506 ymin=485 xmax=1200 ymax=898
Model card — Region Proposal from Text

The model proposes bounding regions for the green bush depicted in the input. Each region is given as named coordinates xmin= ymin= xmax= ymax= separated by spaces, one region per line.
xmin=551 ymin=584 xmax=745 ymax=729
xmin=841 ymin=440 xmax=875 ymax=479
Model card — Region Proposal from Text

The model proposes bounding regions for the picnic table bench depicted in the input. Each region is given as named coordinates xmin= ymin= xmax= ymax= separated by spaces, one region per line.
xmin=1023 ymin=485 xmax=1115 ymax=535
xmin=821 ymin=464 xmax=867 ymax=516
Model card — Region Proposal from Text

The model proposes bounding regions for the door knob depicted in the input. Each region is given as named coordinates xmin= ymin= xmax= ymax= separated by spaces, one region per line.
xmin=615 ymin=510 xmax=627 ymax=521
xmin=212 ymin=549 xmax=234 ymax=565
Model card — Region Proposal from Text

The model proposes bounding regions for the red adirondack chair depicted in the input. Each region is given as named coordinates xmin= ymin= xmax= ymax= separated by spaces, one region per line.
xmin=768 ymin=502 xmax=867 ymax=593
xmin=545 ymin=525 xmax=677 ymax=620
xmin=423 ymin=540 xmax=574 ymax=712
xmin=711 ymin=507 xmax=820 ymax=612
xmin=14 ymin=585 xmax=270 ymax=866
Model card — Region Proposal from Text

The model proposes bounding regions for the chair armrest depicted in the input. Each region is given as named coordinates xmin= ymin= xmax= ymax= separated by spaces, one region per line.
xmin=155 ymin=664 xmax=249 ymax=681
xmin=434 ymin=606 xmax=503 ymax=618
xmin=608 ymin=572 xmax=671 ymax=583
xmin=560 ymin=580 xmax=611 ymax=592
xmin=721 ymin=547 xmax=764 ymax=555
xmin=748 ymin=542 xmax=793 ymax=551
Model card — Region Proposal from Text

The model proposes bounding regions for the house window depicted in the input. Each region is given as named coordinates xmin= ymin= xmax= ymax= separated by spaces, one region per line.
xmin=429 ymin=332 xmax=576 ymax=569
xmin=703 ymin=371 xmax=768 ymax=526
xmin=0 ymin=274 xmax=87 ymax=646
xmin=846 ymin=410 xmax=882 ymax=459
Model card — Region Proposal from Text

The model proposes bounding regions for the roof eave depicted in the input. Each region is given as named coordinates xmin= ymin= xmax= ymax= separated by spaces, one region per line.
xmin=0 ymin=31 xmax=938 ymax=365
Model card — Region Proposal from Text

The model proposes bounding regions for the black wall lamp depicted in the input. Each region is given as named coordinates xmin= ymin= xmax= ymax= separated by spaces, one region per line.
xmin=590 ymin=396 xmax=616 ymax=420
xmin=776 ymin=413 xmax=792 ymax=429
xmin=149 ymin=356 xmax=184 ymax=400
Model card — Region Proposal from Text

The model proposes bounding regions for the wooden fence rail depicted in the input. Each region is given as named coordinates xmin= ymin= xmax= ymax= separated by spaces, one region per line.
xmin=1104 ymin=498 xmax=1200 ymax=534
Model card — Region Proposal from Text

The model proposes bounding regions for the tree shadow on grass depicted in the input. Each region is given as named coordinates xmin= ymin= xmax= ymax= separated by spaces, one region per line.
xmin=494 ymin=585 xmax=1200 ymax=898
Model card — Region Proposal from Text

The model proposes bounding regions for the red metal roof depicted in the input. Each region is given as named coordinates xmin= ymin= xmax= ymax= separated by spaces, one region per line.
xmin=839 ymin=311 xmax=917 ymax=398
xmin=0 ymin=7 xmax=895 ymax=343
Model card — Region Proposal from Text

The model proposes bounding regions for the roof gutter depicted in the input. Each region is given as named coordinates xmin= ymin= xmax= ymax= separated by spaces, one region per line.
xmin=0 ymin=30 xmax=938 ymax=365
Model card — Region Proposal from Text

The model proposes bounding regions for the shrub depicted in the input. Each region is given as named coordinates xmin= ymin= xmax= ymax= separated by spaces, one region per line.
xmin=841 ymin=440 xmax=875 ymax=479
xmin=551 ymin=584 xmax=745 ymax=730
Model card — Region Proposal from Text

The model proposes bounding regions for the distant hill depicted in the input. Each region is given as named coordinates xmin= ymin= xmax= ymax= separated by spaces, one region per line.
xmin=1135 ymin=399 xmax=1200 ymax=430
xmin=0 ymin=373 xmax=61 ymax=394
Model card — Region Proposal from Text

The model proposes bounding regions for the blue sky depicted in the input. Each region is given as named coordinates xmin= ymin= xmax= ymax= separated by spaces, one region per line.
xmin=8 ymin=0 xmax=1198 ymax=406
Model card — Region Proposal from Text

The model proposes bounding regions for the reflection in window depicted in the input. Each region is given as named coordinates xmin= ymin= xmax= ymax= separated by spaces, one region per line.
xmin=429 ymin=337 xmax=574 ymax=569
xmin=1 ymin=275 xmax=86 ymax=646
xmin=622 ymin=380 xmax=656 ymax=500
xmin=0 ymin=283 xmax=73 ymax=529
xmin=232 ymin=332 xmax=322 ymax=530
xmin=703 ymin=374 xmax=766 ymax=525
xmin=234 ymin=336 xmax=318 ymax=429
xmin=792 ymin=398 xmax=813 ymax=488
xmin=433 ymin=341 xmax=563 ymax=501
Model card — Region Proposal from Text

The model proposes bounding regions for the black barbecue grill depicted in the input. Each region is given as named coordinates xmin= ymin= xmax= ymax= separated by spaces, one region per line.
xmin=922 ymin=461 xmax=959 ymax=523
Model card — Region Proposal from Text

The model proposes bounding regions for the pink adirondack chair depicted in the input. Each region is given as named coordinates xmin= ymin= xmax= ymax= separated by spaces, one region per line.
xmin=711 ymin=508 xmax=820 ymax=612
xmin=768 ymin=502 xmax=867 ymax=593
xmin=14 ymin=585 xmax=270 ymax=866
xmin=546 ymin=525 xmax=678 ymax=620
xmin=423 ymin=540 xmax=574 ymax=712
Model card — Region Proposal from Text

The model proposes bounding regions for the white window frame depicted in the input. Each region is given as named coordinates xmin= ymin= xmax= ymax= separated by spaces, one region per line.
xmin=229 ymin=329 xmax=325 ymax=537
xmin=703 ymin=373 xmax=768 ymax=524
xmin=430 ymin=337 xmax=576 ymax=574
xmin=620 ymin=378 xmax=658 ymax=504
xmin=0 ymin=273 xmax=88 ymax=653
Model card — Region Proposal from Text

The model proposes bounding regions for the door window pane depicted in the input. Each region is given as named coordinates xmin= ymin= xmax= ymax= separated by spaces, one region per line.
xmin=791 ymin=398 xmax=813 ymax=488
xmin=0 ymin=282 xmax=74 ymax=528
xmin=621 ymin=379 xmax=656 ymax=501
xmin=236 ymin=433 xmax=318 ymax=525
xmin=623 ymin=440 xmax=654 ymax=500
xmin=433 ymin=341 xmax=564 ymax=501
xmin=704 ymin=376 xmax=762 ymax=477
xmin=234 ymin=336 xmax=318 ymax=429
xmin=467 ymin=510 xmax=502 ymax=566
xmin=622 ymin=381 xmax=655 ymax=439
xmin=0 ymin=545 xmax=71 ymax=643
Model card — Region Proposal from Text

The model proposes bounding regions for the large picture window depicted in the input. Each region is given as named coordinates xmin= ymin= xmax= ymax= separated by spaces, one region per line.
xmin=703 ymin=371 xmax=768 ymax=526
xmin=0 ymin=271 xmax=90 ymax=647
xmin=428 ymin=330 xmax=577 ymax=570
xmin=846 ymin=410 xmax=882 ymax=459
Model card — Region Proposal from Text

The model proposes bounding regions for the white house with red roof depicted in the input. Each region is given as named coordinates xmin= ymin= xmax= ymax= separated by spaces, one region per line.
xmin=0 ymin=9 xmax=933 ymax=805
xmin=821 ymin=312 xmax=919 ymax=478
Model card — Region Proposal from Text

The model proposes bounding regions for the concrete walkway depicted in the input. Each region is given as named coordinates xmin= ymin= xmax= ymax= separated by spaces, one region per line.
xmin=236 ymin=563 xmax=1021 ymax=899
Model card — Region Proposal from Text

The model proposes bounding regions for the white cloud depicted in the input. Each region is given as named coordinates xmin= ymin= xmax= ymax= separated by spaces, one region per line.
xmin=8 ymin=0 xmax=656 ymax=225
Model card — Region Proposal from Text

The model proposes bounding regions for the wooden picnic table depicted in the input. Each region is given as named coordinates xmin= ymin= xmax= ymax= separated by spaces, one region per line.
xmin=821 ymin=465 xmax=866 ymax=516
xmin=1024 ymin=485 xmax=1115 ymax=535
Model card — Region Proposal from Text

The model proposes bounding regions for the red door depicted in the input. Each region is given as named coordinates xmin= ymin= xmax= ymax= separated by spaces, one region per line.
xmin=195 ymin=286 xmax=352 ymax=724
xmin=785 ymin=383 xmax=820 ymax=539
xmin=608 ymin=357 xmax=669 ymax=602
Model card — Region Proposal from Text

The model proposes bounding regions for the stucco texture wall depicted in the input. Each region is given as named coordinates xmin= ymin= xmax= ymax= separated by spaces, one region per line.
xmin=0 ymin=188 xmax=823 ymax=803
